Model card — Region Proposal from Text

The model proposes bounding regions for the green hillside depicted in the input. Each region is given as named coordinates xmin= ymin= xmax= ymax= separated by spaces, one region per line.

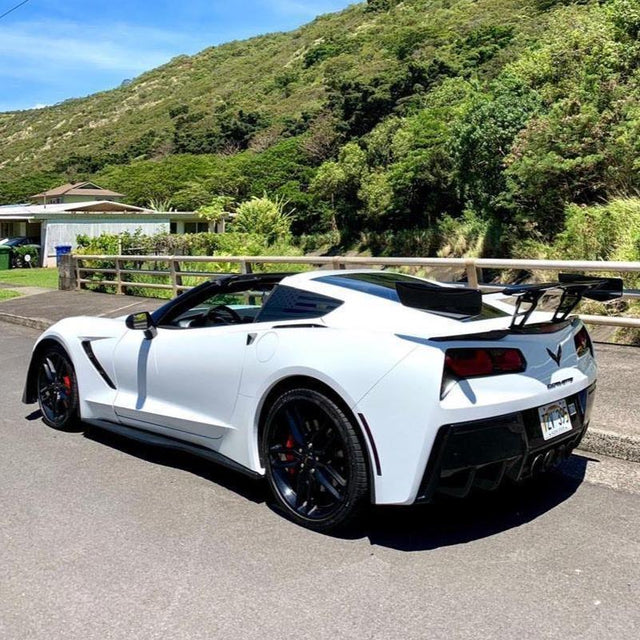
xmin=1 ymin=0 xmax=639 ymax=256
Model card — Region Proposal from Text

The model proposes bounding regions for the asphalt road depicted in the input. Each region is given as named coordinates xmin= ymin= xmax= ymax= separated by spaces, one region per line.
xmin=590 ymin=342 xmax=640 ymax=439
xmin=1 ymin=324 xmax=639 ymax=640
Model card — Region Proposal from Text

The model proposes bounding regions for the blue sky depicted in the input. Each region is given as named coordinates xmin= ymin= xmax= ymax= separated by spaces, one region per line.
xmin=0 ymin=0 xmax=354 ymax=112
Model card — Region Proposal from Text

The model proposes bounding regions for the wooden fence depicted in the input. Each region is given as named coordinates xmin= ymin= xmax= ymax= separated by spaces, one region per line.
xmin=58 ymin=253 xmax=640 ymax=329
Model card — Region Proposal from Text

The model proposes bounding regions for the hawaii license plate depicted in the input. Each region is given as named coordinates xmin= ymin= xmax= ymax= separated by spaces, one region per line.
xmin=538 ymin=399 xmax=573 ymax=441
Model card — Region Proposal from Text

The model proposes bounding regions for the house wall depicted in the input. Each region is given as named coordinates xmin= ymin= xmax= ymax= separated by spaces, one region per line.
xmin=34 ymin=195 xmax=123 ymax=205
xmin=42 ymin=218 xmax=170 ymax=266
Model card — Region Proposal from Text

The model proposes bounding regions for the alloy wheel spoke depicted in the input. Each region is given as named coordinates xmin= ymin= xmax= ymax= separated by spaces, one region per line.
xmin=295 ymin=472 xmax=313 ymax=513
xmin=42 ymin=358 xmax=56 ymax=383
xmin=53 ymin=393 xmax=65 ymax=417
xmin=270 ymin=444 xmax=303 ymax=458
xmin=313 ymin=468 xmax=342 ymax=501
xmin=271 ymin=457 xmax=300 ymax=470
xmin=317 ymin=460 xmax=347 ymax=488
xmin=284 ymin=408 xmax=306 ymax=447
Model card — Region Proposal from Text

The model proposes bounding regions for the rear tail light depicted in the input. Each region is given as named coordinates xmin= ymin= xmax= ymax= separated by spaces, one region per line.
xmin=574 ymin=326 xmax=593 ymax=358
xmin=441 ymin=348 xmax=526 ymax=399
xmin=444 ymin=348 xmax=527 ymax=378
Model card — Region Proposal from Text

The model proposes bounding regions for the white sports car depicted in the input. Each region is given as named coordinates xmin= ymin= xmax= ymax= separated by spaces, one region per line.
xmin=23 ymin=270 xmax=621 ymax=531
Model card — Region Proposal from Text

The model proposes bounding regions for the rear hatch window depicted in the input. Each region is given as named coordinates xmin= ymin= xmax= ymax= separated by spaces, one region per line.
xmin=315 ymin=273 xmax=508 ymax=321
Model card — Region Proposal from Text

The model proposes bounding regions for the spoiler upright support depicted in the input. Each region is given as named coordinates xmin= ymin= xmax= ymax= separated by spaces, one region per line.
xmin=492 ymin=274 xmax=623 ymax=329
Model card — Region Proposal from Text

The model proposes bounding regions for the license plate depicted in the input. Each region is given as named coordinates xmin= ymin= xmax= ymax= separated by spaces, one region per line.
xmin=539 ymin=399 xmax=573 ymax=441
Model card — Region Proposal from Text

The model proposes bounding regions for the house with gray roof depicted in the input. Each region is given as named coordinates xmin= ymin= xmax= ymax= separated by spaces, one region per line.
xmin=0 ymin=183 xmax=224 ymax=266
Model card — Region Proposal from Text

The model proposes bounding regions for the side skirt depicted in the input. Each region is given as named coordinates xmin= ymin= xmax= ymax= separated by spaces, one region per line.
xmin=88 ymin=420 xmax=263 ymax=480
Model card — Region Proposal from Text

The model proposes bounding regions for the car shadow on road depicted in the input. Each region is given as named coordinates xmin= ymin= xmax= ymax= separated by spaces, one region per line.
xmin=84 ymin=425 xmax=267 ymax=505
xmin=363 ymin=454 xmax=591 ymax=552
xmin=75 ymin=420 xmax=593 ymax=547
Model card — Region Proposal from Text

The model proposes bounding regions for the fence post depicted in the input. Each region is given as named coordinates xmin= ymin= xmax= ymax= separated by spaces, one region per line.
xmin=331 ymin=258 xmax=345 ymax=270
xmin=172 ymin=258 xmax=182 ymax=296
xmin=169 ymin=257 xmax=178 ymax=297
xmin=240 ymin=259 xmax=253 ymax=274
xmin=115 ymin=258 xmax=123 ymax=295
xmin=57 ymin=253 xmax=77 ymax=291
xmin=465 ymin=259 xmax=479 ymax=289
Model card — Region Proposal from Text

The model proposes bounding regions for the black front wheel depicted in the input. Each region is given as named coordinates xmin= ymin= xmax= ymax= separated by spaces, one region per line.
xmin=262 ymin=388 xmax=369 ymax=533
xmin=37 ymin=345 xmax=80 ymax=431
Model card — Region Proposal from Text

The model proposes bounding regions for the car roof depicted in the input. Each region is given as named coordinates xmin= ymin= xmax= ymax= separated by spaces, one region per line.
xmin=281 ymin=269 xmax=444 ymax=300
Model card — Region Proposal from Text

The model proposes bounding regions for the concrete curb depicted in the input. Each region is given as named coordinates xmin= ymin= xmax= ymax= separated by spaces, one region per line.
xmin=580 ymin=428 xmax=640 ymax=464
xmin=1 ymin=309 xmax=638 ymax=465
xmin=0 ymin=312 xmax=51 ymax=332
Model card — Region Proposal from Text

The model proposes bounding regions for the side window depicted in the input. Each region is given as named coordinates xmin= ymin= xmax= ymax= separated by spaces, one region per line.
xmin=256 ymin=285 xmax=343 ymax=323
xmin=161 ymin=286 xmax=273 ymax=328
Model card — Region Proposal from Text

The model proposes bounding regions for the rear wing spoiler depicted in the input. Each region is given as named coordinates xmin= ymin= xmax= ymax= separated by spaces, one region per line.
xmin=396 ymin=275 xmax=623 ymax=329
xmin=495 ymin=274 xmax=623 ymax=328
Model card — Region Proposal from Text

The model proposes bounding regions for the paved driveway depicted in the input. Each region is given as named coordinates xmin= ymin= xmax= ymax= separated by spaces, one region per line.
xmin=1 ymin=324 xmax=639 ymax=640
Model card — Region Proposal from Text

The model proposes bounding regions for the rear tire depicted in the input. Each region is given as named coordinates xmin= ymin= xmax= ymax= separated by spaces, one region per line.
xmin=261 ymin=388 xmax=368 ymax=533
xmin=36 ymin=344 xmax=81 ymax=431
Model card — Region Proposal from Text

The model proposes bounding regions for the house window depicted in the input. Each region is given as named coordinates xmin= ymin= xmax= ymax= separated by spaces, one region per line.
xmin=170 ymin=222 xmax=177 ymax=234
xmin=184 ymin=222 xmax=209 ymax=234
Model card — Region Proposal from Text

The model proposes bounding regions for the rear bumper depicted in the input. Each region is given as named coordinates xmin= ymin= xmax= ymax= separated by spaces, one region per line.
xmin=415 ymin=383 xmax=596 ymax=503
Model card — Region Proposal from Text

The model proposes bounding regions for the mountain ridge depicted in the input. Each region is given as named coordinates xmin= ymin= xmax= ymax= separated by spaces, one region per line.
xmin=0 ymin=1 xmax=547 ymax=185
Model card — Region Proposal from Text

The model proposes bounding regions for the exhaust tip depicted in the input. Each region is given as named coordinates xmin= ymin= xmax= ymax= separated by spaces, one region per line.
xmin=543 ymin=449 xmax=556 ymax=470
xmin=530 ymin=454 xmax=543 ymax=474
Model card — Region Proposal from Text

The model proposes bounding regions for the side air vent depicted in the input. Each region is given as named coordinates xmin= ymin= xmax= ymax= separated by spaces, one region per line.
xmin=81 ymin=340 xmax=116 ymax=389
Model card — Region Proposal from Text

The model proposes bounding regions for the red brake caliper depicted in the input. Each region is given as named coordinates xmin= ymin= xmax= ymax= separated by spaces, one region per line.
xmin=285 ymin=434 xmax=296 ymax=476
xmin=62 ymin=375 xmax=72 ymax=392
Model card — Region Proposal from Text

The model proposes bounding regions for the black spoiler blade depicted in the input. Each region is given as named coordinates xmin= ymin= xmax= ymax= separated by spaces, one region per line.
xmin=557 ymin=273 xmax=623 ymax=301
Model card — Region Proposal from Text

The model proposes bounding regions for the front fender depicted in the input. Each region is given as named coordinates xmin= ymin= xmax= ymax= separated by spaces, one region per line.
xmin=22 ymin=316 xmax=128 ymax=417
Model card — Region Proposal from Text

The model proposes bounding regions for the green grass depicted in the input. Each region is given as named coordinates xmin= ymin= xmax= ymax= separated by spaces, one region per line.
xmin=0 ymin=288 xmax=21 ymax=300
xmin=0 ymin=268 xmax=58 ymax=288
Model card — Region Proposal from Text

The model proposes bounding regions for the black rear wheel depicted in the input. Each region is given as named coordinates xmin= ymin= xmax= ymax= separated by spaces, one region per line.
xmin=262 ymin=388 xmax=368 ymax=533
xmin=37 ymin=345 xmax=80 ymax=431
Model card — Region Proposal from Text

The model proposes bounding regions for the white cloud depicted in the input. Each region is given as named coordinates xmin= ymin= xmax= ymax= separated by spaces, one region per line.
xmin=0 ymin=19 xmax=196 ymax=84
xmin=0 ymin=3 xmax=354 ymax=110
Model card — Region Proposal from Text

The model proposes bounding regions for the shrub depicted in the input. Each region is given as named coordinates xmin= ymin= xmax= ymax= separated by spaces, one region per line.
xmin=11 ymin=245 xmax=41 ymax=269
xmin=232 ymin=195 xmax=293 ymax=243
xmin=554 ymin=199 xmax=640 ymax=263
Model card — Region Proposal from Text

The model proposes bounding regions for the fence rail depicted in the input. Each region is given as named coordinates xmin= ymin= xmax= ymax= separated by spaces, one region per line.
xmin=59 ymin=253 xmax=640 ymax=329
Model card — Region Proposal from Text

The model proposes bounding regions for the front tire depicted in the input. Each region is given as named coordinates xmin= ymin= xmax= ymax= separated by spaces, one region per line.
xmin=262 ymin=388 xmax=368 ymax=533
xmin=36 ymin=344 xmax=81 ymax=431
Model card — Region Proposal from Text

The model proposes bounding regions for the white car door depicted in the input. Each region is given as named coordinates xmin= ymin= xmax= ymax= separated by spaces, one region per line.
xmin=112 ymin=323 xmax=248 ymax=443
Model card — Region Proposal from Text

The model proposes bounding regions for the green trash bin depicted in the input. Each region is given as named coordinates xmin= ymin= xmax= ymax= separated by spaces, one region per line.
xmin=0 ymin=245 xmax=11 ymax=270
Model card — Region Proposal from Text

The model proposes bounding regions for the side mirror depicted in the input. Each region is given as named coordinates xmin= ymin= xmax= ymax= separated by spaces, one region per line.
xmin=125 ymin=311 xmax=157 ymax=339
